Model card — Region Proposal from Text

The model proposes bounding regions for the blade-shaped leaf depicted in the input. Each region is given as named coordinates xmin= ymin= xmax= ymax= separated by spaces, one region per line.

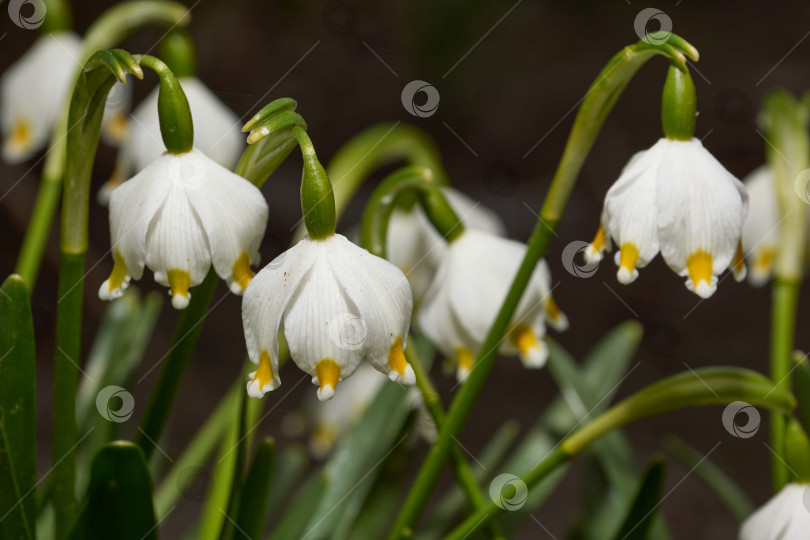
xmin=0 ymin=424 xmax=33 ymax=540
xmin=0 ymin=275 xmax=36 ymax=534
xmin=792 ymin=352 xmax=810 ymax=436
xmin=235 ymin=438 xmax=275 ymax=539
xmin=613 ymin=457 xmax=666 ymax=540
xmin=68 ymin=442 xmax=157 ymax=540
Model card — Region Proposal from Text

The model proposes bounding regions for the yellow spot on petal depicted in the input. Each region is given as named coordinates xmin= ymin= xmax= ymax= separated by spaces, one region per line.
xmin=590 ymin=225 xmax=606 ymax=252
xmin=107 ymin=114 xmax=128 ymax=142
xmin=753 ymin=247 xmax=775 ymax=274
xmin=107 ymin=250 xmax=128 ymax=292
xmin=167 ymin=268 xmax=191 ymax=300
xmin=545 ymin=296 xmax=561 ymax=322
xmin=9 ymin=118 xmax=31 ymax=151
xmin=455 ymin=348 xmax=474 ymax=373
xmin=509 ymin=324 xmax=539 ymax=357
xmin=619 ymin=243 xmax=639 ymax=274
xmin=232 ymin=251 xmax=254 ymax=291
xmin=686 ymin=250 xmax=714 ymax=289
xmin=251 ymin=350 xmax=275 ymax=390
xmin=316 ymin=359 xmax=341 ymax=393
xmin=388 ymin=336 xmax=408 ymax=376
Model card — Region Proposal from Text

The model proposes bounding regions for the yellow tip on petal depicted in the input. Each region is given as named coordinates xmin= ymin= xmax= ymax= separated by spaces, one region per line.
xmin=231 ymin=251 xmax=254 ymax=293
xmin=167 ymin=269 xmax=192 ymax=309
xmin=585 ymin=225 xmax=606 ymax=263
xmin=731 ymin=240 xmax=747 ymax=282
xmin=108 ymin=250 xmax=128 ymax=292
xmin=247 ymin=350 xmax=278 ymax=398
xmin=617 ymin=243 xmax=639 ymax=284
xmin=686 ymin=250 xmax=716 ymax=298
xmin=455 ymin=348 xmax=474 ymax=382
xmin=9 ymin=118 xmax=32 ymax=152
xmin=316 ymin=359 xmax=341 ymax=401
xmin=545 ymin=296 xmax=569 ymax=331
xmin=509 ymin=324 xmax=547 ymax=368
xmin=388 ymin=336 xmax=415 ymax=384
xmin=107 ymin=114 xmax=129 ymax=142
xmin=751 ymin=248 xmax=775 ymax=285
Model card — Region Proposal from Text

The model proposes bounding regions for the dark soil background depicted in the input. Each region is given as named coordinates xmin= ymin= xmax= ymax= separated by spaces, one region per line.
xmin=2 ymin=1 xmax=810 ymax=538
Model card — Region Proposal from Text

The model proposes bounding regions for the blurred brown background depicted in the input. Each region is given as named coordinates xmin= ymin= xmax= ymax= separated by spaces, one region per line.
xmin=2 ymin=0 xmax=810 ymax=538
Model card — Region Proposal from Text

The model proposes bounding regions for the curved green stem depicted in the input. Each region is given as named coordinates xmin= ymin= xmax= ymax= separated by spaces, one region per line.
xmin=446 ymin=368 xmax=794 ymax=539
xmin=360 ymin=166 xmax=463 ymax=257
xmin=158 ymin=27 xmax=197 ymax=78
xmin=41 ymin=0 xmax=73 ymax=33
xmin=388 ymin=34 xmax=699 ymax=539
xmin=761 ymin=89 xmax=809 ymax=490
xmin=135 ymin=55 xmax=193 ymax=154
xmin=14 ymin=1 xmax=191 ymax=287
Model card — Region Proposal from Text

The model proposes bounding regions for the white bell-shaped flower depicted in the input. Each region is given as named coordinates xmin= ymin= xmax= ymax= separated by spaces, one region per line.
xmin=99 ymin=148 xmax=268 ymax=308
xmin=387 ymin=187 xmax=505 ymax=306
xmin=584 ymin=138 xmax=748 ymax=298
xmin=99 ymin=77 xmax=243 ymax=203
xmin=741 ymin=166 xmax=781 ymax=285
xmin=242 ymin=234 xmax=414 ymax=401
xmin=739 ymin=482 xmax=810 ymax=540
xmin=417 ymin=229 xmax=567 ymax=382
xmin=1 ymin=32 xmax=81 ymax=163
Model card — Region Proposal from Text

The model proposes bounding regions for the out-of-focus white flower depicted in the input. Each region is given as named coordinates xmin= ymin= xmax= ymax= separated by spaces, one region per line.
xmin=585 ymin=138 xmax=748 ymax=298
xmin=739 ymin=482 xmax=810 ymax=540
xmin=99 ymin=77 xmax=243 ymax=204
xmin=741 ymin=166 xmax=781 ymax=286
xmin=99 ymin=148 xmax=268 ymax=308
xmin=100 ymin=80 xmax=133 ymax=146
xmin=1 ymin=32 xmax=81 ymax=163
xmin=387 ymin=187 xmax=505 ymax=307
xmin=417 ymin=229 xmax=567 ymax=382
xmin=242 ymin=234 xmax=414 ymax=401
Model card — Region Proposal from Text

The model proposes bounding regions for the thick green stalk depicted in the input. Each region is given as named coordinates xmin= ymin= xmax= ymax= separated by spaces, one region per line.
xmin=761 ymin=90 xmax=809 ymax=490
xmin=292 ymin=126 xmax=336 ymax=239
xmin=446 ymin=368 xmax=795 ymax=539
xmin=41 ymin=0 xmax=73 ymax=33
xmin=388 ymin=35 xmax=699 ymax=538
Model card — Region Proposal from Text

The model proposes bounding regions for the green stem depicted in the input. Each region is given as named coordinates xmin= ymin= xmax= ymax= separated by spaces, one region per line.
xmin=135 ymin=55 xmax=194 ymax=154
xmin=41 ymin=0 xmax=73 ymax=33
xmin=407 ymin=347 xmax=504 ymax=540
xmin=387 ymin=35 xmax=699 ymax=539
xmin=292 ymin=126 xmax=336 ymax=239
xmin=135 ymin=270 xmax=219 ymax=460
xmin=446 ymin=368 xmax=794 ymax=539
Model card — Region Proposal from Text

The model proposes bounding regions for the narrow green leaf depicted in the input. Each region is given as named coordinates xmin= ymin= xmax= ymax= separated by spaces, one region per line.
xmin=785 ymin=418 xmax=810 ymax=482
xmin=264 ymin=446 xmax=309 ymax=524
xmin=663 ymin=436 xmax=753 ymax=522
xmin=198 ymin=405 xmax=240 ymax=540
xmin=268 ymin=474 xmax=327 ymax=540
xmin=68 ymin=442 xmax=157 ymax=540
xmin=0 ymin=275 xmax=36 ymax=533
xmin=235 ymin=438 xmax=275 ymax=539
xmin=0 ymin=424 xmax=33 ymax=540
xmin=792 ymin=352 xmax=810 ymax=436
xmin=613 ymin=457 xmax=666 ymax=540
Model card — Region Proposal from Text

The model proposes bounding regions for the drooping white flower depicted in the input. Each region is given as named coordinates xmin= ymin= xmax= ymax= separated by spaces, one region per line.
xmin=739 ymin=482 xmax=810 ymax=540
xmin=99 ymin=77 xmax=243 ymax=203
xmin=387 ymin=187 xmax=505 ymax=306
xmin=417 ymin=229 xmax=567 ymax=382
xmin=1 ymin=32 xmax=81 ymax=163
xmin=741 ymin=166 xmax=781 ymax=286
xmin=242 ymin=234 xmax=414 ymax=401
xmin=99 ymin=148 xmax=268 ymax=308
xmin=584 ymin=138 xmax=748 ymax=298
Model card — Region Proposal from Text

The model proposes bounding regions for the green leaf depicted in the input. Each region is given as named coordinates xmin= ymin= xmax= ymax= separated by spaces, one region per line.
xmin=0 ymin=424 xmax=33 ymax=540
xmin=268 ymin=474 xmax=327 ymax=540
xmin=264 ymin=446 xmax=309 ymax=524
xmin=663 ymin=436 xmax=753 ymax=522
xmin=785 ymin=418 xmax=810 ymax=482
xmin=68 ymin=442 xmax=157 ymax=540
xmin=0 ymin=275 xmax=36 ymax=534
xmin=792 ymin=352 xmax=810 ymax=436
xmin=613 ymin=457 xmax=666 ymax=540
xmin=235 ymin=438 xmax=275 ymax=539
